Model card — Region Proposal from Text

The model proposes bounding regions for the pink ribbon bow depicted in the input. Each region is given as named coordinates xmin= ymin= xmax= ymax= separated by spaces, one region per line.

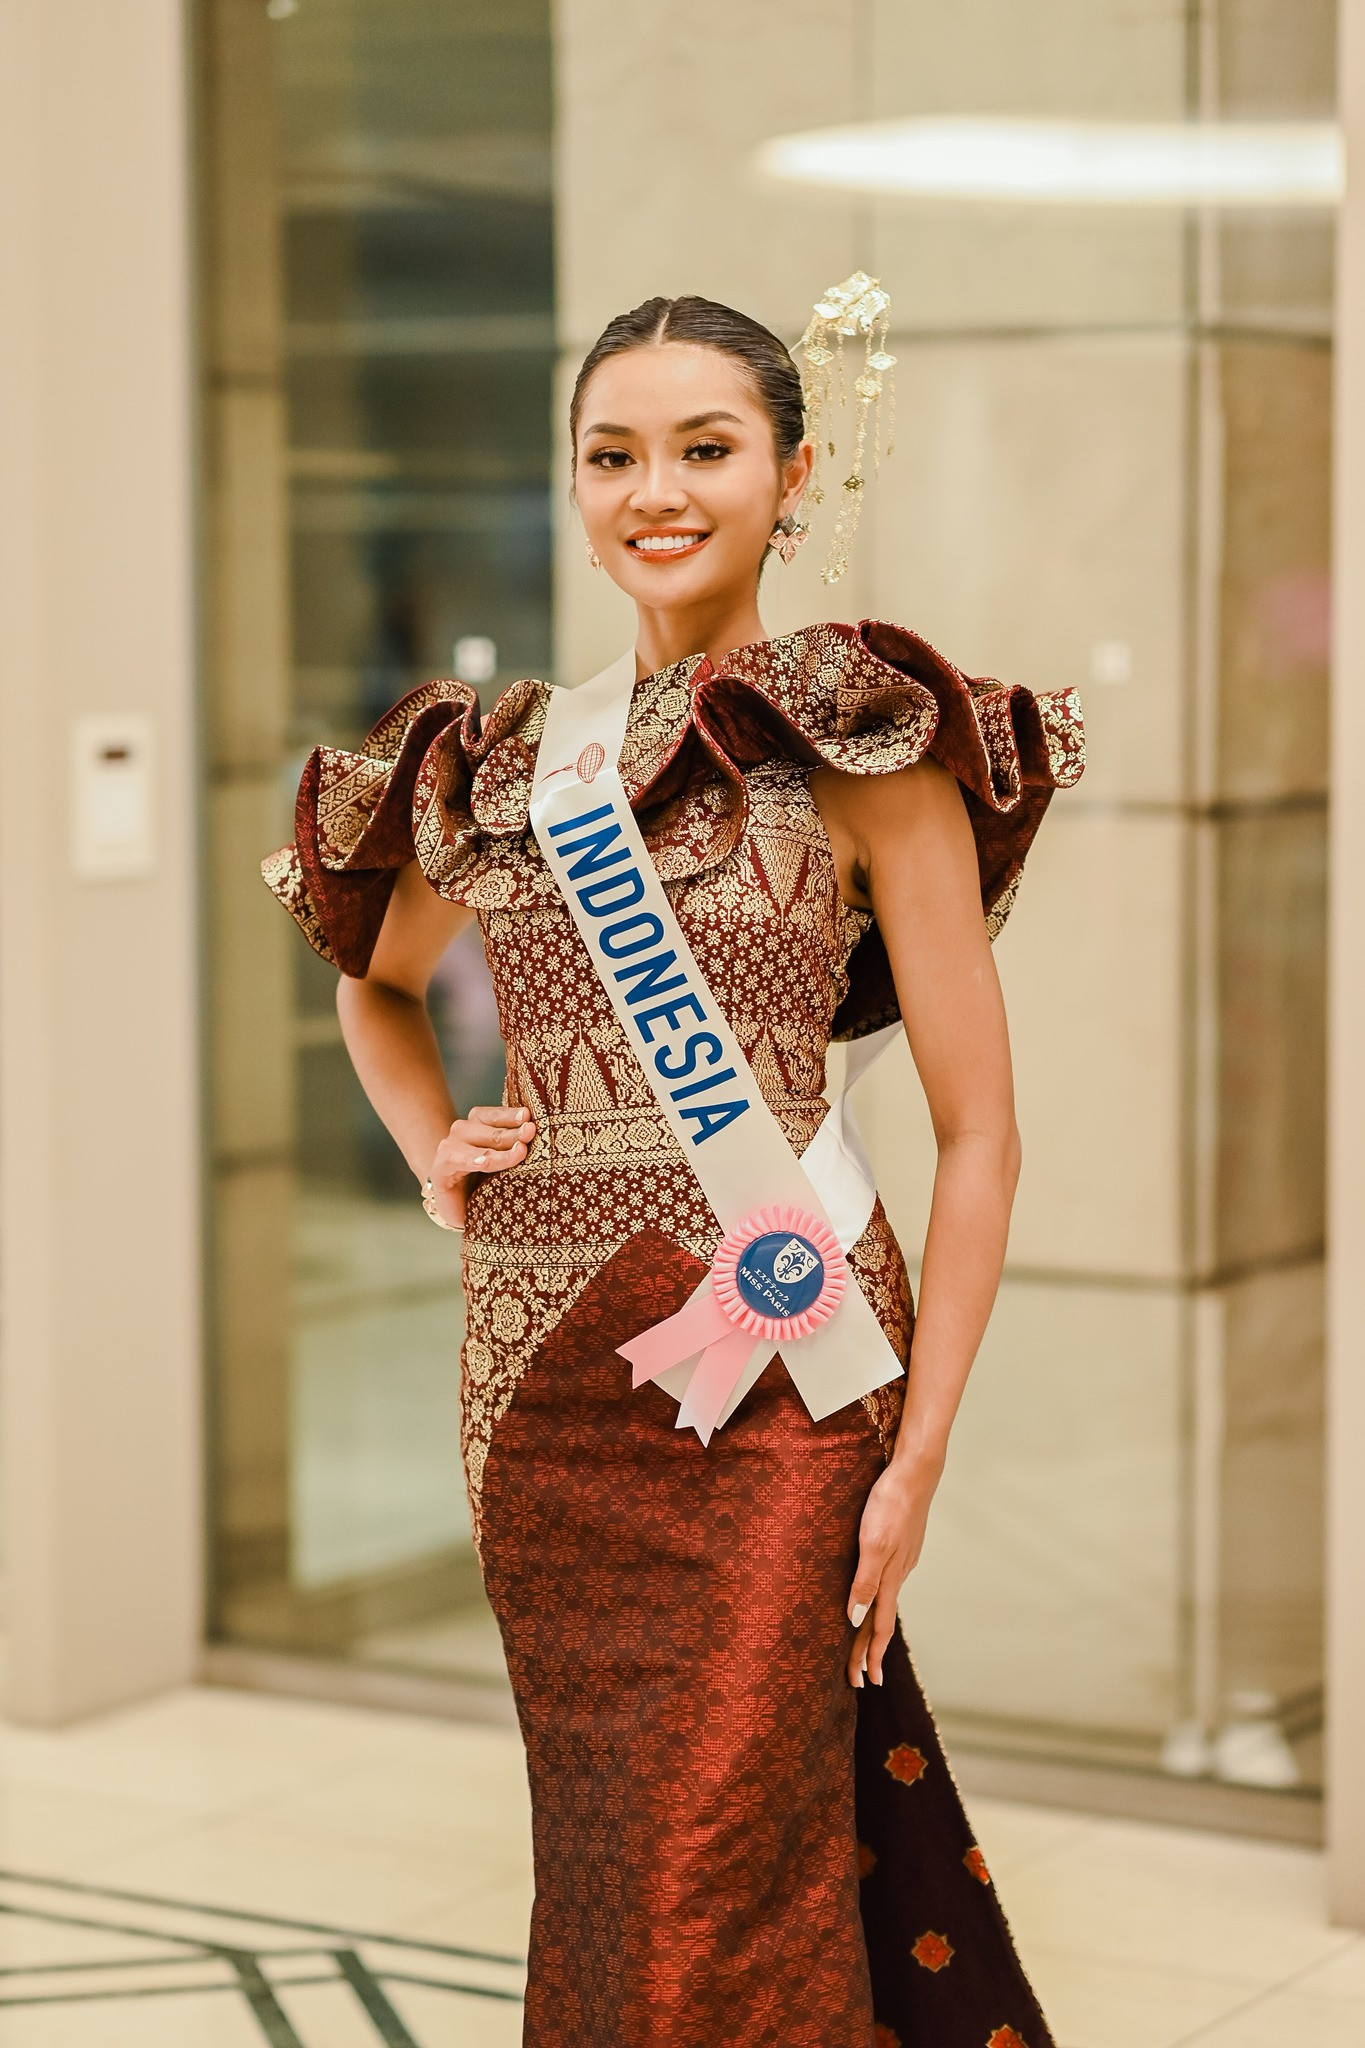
xmin=617 ymin=1206 xmax=847 ymax=1444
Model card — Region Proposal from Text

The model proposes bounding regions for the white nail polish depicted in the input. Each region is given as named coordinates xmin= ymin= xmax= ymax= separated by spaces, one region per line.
xmin=850 ymin=1602 xmax=869 ymax=1628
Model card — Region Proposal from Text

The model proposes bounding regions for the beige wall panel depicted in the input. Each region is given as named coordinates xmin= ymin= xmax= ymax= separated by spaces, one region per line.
xmin=872 ymin=337 xmax=1188 ymax=806
xmin=870 ymin=209 xmax=1185 ymax=337
xmin=1216 ymin=807 xmax=1327 ymax=1267
xmin=1219 ymin=1260 xmax=1325 ymax=1712
xmin=871 ymin=0 xmax=1186 ymax=120
xmin=867 ymin=0 xmax=1185 ymax=337
xmin=869 ymin=0 xmax=1186 ymax=332
xmin=1219 ymin=219 xmax=1335 ymax=332
xmin=554 ymin=0 xmax=862 ymax=352
xmin=0 ymin=0 xmax=201 ymax=1719
xmin=858 ymin=807 xmax=1185 ymax=1282
xmin=1218 ymin=0 xmax=1337 ymax=114
xmin=903 ymin=1277 xmax=1184 ymax=1736
xmin=1217 ymin=341 xmax=1331 ymax=802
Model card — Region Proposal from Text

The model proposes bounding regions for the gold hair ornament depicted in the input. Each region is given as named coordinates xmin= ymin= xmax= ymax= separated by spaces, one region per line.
xmin=797 ymin=271 xmax=895 ymax=585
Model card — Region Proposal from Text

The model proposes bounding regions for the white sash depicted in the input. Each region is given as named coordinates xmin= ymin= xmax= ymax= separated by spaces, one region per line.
xmin=528 ymin=653 xmax=904 ymax=1428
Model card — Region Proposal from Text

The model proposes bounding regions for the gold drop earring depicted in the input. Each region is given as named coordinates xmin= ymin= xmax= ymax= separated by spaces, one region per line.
xmin=767 ymin=515 xmax=808 ymax=567
xmin=585 ymin=539 xmax=603 ymax=572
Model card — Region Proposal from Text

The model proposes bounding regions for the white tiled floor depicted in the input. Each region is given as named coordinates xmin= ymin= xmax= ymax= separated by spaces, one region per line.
xmin=0 ymin=1685 xmax=1358 ymax=2046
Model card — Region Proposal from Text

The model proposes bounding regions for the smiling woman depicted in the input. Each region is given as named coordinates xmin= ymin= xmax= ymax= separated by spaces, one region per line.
xmin=569 ymin=296 xmax=813 ymax=651
xmin=263 ymin=283 xmax=1084 ymax=2046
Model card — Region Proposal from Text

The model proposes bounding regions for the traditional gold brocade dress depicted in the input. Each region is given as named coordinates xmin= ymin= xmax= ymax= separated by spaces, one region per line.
xmin=265 ymin=620 xmax=1084 ymax=2048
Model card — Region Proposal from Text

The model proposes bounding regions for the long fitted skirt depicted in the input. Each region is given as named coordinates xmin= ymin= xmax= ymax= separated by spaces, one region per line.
xmin=478 ymin=1234 xmax=1054 ymax=2048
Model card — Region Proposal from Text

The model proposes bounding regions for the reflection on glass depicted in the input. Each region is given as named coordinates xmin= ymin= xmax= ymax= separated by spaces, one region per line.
xmin=202 ymin=0 xmax=552 ymax=1687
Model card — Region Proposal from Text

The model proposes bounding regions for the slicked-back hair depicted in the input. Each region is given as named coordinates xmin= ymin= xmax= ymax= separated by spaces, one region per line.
xmin=569 ymin=295 xmax=806 ymax=467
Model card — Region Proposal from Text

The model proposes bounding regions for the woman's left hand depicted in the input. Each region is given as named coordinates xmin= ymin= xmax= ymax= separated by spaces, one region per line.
xmin=845 ymin=1454 xmax=942 ymax=1689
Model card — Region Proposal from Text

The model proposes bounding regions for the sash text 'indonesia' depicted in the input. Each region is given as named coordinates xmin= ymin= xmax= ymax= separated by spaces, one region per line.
xmin=546 ymin=801 xmax=750 ymax=1145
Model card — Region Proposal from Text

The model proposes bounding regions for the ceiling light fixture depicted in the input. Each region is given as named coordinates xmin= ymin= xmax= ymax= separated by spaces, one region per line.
xmin=754 ymin=117 xmax=1344 ymax=208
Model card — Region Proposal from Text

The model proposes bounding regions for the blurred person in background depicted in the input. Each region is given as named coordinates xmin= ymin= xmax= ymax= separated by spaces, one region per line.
xmin=264 ymin=283 xmax=1083 ymax=2046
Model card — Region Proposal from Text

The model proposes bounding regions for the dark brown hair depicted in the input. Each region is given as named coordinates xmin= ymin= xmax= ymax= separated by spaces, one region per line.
xmin=569 ymin=295 xmax=806 ymax=466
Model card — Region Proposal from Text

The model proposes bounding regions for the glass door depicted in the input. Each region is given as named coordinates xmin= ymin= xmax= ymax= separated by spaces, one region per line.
xmin=198 ymin=0 xmax=553 ymax=1688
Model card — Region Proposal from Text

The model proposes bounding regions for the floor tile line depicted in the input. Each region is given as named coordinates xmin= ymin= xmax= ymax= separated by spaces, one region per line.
xmin=1163 ymin=1931 xmax=1364 ymax=2047
xmin=377 ymin=1968 xmax=525 ymax=2006
xmin=0 ymin=1864 xmax=525 ymax=1966
xmin=0 ymin=1948 xmax=214 ymax=1978
xmin=227 ymin=1950 xmax=309 ymax=2048
xmin=334 ymin=1949 xmax=424 ymax=2045
xmin=0 ymin=1968 xmax=525 ymax=2014
xmin=0 ymin=1973 xmax=245 ymax=2010
xmin=0 ymin=1896 xmax=227 ymax=1955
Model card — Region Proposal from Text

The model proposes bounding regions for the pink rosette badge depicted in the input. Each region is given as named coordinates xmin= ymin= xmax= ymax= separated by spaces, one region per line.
xmin=617 ymin=1206 xmax=847 ymax=1444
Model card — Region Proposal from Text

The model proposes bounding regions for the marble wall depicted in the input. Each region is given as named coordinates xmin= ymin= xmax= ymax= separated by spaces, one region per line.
xmin=553 ymin=0 xmax=1330 ymax=1780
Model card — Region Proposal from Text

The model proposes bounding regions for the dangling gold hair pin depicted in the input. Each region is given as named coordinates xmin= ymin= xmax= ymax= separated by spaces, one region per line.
xmin=797 ymin=271 xmax=895 ymax=585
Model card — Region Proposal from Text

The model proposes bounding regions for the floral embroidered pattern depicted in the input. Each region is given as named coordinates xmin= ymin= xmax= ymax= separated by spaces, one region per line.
xmin=885 ymin=1743 xmax=928 ymax=1785
xmin=260 ymin=846 xmax=333 ymax=964
xmin=912 ymin=1931 xmax=955 ymax=1972
xmin=965 ymin=1845 xmax=992 ymax=1885
xmin=988 ymin=2029 xmax=1031 ymax=2048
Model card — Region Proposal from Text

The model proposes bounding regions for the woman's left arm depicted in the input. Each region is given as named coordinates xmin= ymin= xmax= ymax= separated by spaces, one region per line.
xmin=813 ymin=759 xmax=1022 ymax=1689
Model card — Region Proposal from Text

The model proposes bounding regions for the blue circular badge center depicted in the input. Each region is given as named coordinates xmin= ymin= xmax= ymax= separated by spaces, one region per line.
xmin=734 ymin=1231 xmax=826 ymax=1320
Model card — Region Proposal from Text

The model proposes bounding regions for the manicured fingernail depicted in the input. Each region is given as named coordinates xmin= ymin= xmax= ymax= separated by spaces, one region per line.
xmin=853 ymin=1670 xmax=864 ymax=1689
xmin=476 ymin=1152 xmax=488 ymax=1166
xmin=850 ymin=1602 xmax=869 ymax=1628
xmin=871 ymin=1670 xmax=883 ymax=1686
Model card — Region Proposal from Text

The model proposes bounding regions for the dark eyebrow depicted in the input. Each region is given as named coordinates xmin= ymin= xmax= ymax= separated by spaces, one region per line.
xmin=580 ymin=409 xmax=745 ymax=440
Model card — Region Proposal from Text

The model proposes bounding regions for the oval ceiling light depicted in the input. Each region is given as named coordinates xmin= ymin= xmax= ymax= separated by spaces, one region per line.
xmin=754 ymin=117 xmax=1344 ymax=208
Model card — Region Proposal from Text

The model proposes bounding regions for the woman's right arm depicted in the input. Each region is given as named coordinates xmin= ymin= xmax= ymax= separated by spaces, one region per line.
xmin=335 ymin=860 xmax=535 ymax=1228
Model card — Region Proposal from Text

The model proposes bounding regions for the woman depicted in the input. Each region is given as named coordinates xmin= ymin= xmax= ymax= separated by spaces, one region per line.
xmin=264 ymin=288 xmax=1083 ymax=2048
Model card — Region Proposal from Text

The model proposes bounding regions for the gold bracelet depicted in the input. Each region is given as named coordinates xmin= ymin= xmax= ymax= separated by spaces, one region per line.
xmin=421 ymin=1176 xmax=462 ymax=1233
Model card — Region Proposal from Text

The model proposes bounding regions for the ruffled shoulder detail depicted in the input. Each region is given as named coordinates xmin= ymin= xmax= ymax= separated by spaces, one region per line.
xmin=261 ymin=657 xmax=733 ymax=972
xmin=263 ymin=620 xmax=1084 ymax=1010
xmin=691 ymin=619 xmax=1084 ymax=1038
xmin=262 ymin=676 xmax=554 ymax=974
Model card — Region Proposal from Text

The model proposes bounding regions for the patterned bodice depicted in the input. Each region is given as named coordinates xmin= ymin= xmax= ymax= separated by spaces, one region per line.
xmin=483 ymin=755 xmax=868 ymax=1155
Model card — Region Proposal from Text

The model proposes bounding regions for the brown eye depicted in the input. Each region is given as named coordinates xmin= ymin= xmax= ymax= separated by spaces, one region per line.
xmin=586 ymin=447 xmax=631 ymax=469
xmin=685 ymin=439 xmax=729 ymax=461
